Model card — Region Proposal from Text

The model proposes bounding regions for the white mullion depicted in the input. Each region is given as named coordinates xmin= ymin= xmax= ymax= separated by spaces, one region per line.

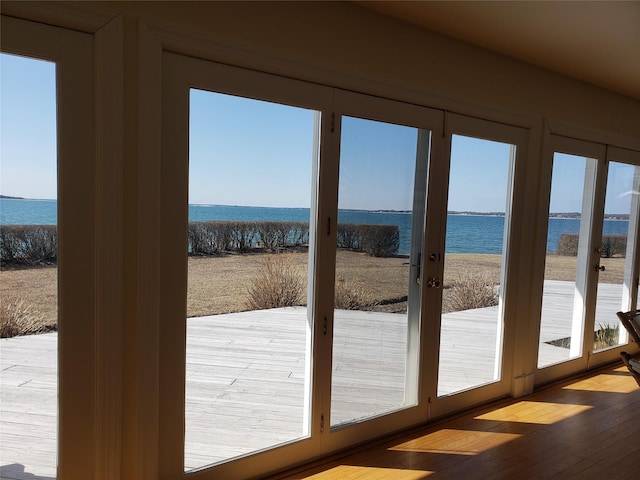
xmin=421 ymin=125 xmax=451 ymax=408
xmin=572 ymin=158 xmax=599 ymax=358
xmin=404 ymin=129 xmax=430 ymax=405
xmin=314 ymin=103 xmax=341 ymax=445
xmin=583 ymin=155 xmax=609 ymax=360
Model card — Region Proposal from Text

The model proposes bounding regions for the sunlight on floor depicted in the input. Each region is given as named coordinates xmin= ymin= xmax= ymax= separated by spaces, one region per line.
xmin=474 ymin=401 xmax=592 ymax=424
xmin=299 ymin=465 xmax=433 ymax=479
xmin=389 ymin=429 xmax=521 ymax=455
xmin=562 ymin=370 xmax=639 ymax=394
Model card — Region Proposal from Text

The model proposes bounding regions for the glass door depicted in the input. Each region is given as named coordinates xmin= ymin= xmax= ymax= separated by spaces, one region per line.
xmin=536 ymin=137 xmax=640 ymax=381
xmin=184 ymin=88 xmax=319 ymax=470
xmin=323 ymin=91 xmax=443 ymax=451
xmin=436 ymin=134 xmax=515 ymax=397
xmin=160 ymin=53 xmax=335 ymax=479
xmin=593 ymin=151 xmax=640 ymax=351
xmin=436 ymin=135 xmax=515 ymax=396
xmin=330 ymin=116 xmax=428 ymax=428
xmin=428 ymin=114 xmax=527 ymax=417
xmin=537 ymin=150 xmax=600 ymax=368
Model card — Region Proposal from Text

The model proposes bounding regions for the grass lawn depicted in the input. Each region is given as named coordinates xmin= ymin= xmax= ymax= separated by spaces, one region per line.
xmin=0 ymin=251 xmax=627 ymax=335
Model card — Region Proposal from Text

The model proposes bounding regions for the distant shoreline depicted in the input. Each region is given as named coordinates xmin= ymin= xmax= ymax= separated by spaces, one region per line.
xmin=0 ymin=197 xmax=630 ymax=221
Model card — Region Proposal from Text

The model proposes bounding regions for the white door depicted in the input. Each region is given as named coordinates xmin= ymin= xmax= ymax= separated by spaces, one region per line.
xmin=536 ymin=136 xmax=640 ymax=384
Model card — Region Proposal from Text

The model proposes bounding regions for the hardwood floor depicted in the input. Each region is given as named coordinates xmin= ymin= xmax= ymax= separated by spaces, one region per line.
xmin=271 ymin=363 xmax=640 ymax=480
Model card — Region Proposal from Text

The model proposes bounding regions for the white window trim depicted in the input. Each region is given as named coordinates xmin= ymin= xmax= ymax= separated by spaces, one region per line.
xmin=1 ymin=15 xmax=98 ymax=479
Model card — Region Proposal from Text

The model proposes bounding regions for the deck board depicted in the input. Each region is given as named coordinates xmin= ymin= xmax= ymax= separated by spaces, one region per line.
xmin=0 ymin=281 xmax=626 ymax=478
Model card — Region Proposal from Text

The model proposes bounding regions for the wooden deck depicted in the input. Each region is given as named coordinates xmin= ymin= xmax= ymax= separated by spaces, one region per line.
xmin=0 ymin=281 xmax=626 ymax=478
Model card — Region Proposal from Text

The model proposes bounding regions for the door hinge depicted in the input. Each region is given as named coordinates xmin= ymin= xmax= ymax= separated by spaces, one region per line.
xmin=320 ymin=414 xmax=325 ymax=433
xmin=323 ymin=316 xmax=328 ymax=335
xmin=327 ymin=216 xmax=331 ymax=236
xmin=331 ymin=112 xmax=335 ymax=133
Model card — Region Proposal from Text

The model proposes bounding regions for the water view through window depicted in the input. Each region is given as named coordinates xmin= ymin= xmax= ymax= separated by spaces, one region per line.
xmin=437 ymin=135 xmax=513 ymax=396
xmin=0 ymin=53 xmax=58 ymax=479
xmin=537 ymin=152 xmax=635 ymax=367
xmin=593 ymin=161 xmax=639 ymax=352
xmin=185 ymin=89 xmax=317 ymax=469
xmin=331 ymin=116 xmax=427 ymax=427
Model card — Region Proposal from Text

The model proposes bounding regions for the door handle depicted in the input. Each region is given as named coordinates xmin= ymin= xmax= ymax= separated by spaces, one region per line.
xmin=595 ymin=264 xmax=605 ymax=272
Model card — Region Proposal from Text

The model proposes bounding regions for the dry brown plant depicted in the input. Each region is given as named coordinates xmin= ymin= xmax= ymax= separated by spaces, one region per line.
xmin=0 ymin=252 xmax=627 ymax=325
xmin=334 ymin=273 xmax=377 ymax=310
xmin=443 ymin=272 xmax=499 ymax=313
xmin=246 ymin=255 xmax=305 ymax=310
xmin=0 ymin=295 xmax=51 ymax=338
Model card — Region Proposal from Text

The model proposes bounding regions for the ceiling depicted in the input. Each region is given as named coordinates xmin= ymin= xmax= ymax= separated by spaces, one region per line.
xmin=357 ymin=1 xmax=640 ymax=100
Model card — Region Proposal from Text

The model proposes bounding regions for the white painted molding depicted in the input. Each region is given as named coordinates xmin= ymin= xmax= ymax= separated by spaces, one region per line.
xmin=149 ymin=22 xmax=540 ymax=131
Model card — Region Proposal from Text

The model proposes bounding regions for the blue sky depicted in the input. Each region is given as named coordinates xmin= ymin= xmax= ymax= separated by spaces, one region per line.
xmin=1 ymin=52 xmax=635 ymax=215
xmin=1 ymin=53 xmax=57 ymax=199
xmin=190 ymin=89 xmax=315 ymax=208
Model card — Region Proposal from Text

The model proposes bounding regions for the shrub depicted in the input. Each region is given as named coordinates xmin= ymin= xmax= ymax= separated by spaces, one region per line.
xmin=334 ymin=274 xmax=377 ymax=310
xmin=188 ymin=221 xmax=237 ymax=255
xmin=556 ymin=233 xmax=580 ymax=256
xmin=594 ymin=323 xmax=619 ymax=350
xmin=0 ymin=225 xmax=57 ymax=266
xmin=557 ymin=233 xmax=627 ymax=257
xmin=336 ymin=223 xmax=361 ymax=250
xmin=188 ymin=222 xmax=211 ymax=255
xmin=601 ymin=235 xmax=626 ymax=258
xmin=230 ymin=221 xmax=257 ymax=252
xmin=549 ymin=322 xmax=621 ymax=350
xmin=359 ymin=224 xmax=399 ymax=257
xmin=246 ymin=255 xmax=305 ymax=309
xmin=254 ymin=221 xmax=302 ymax=251
xmin=336 ymin=223 xmax=400 ymax=257
xmin=0 ymin=296 xmax=51 ymax=338
xmin=288 ymin=222 xmax=309 ymax=247
xmin=0 ymin=226 xmax=22 ymax=264
xmin=443 ymin=273 xmax=499 ymax=313
xmin=255 ymin=221 xmax=281 ymax=251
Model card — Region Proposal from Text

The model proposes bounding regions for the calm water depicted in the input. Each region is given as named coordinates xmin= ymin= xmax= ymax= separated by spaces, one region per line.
xmin=1 ymin=198 xmax=629 ymax=255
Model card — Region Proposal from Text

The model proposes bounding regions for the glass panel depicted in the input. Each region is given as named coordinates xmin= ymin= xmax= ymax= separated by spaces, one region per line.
xmin=538 ymin=153 xmax=596 ymax=368
xmin=594 ymin=162 xmax=638 ymax=351
xmin=330 ymin=116 xmax=427 ymax=427
xmin=0 ymin=53 xmax=58 ymax=478
xmin=185 ymin=89 xmax=317 ymax=469
xmin=437 ymin=135 xmax=513 ymax=396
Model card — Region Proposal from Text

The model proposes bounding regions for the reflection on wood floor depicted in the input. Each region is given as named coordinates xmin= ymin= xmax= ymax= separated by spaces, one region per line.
xmin=272 ymin=362 xmax=640 ymax=479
